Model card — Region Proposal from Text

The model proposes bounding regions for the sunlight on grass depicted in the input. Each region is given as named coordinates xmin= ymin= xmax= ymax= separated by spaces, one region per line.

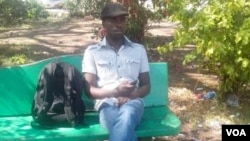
xmin=0 ymin=44 xmax=59 ymax=67
xmin=169 ymin=86 xmax=250 ymax=131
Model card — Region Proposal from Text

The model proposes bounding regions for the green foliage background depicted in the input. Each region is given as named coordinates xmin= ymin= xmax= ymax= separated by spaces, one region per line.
xmin=161 ymin=0 xmax=250 ymax=98
xmin=0 ymin=0 xmax=48 ymax=27
xmin=64 ymin=0 xmax=111 ymax=17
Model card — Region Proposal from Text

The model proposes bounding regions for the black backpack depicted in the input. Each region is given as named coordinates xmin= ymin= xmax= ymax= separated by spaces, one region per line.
xmin=31 ymin=62 xmax=85 ymax=128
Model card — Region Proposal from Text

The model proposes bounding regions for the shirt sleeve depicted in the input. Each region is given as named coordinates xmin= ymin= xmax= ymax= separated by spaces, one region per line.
xmin=82 ymin=47 xmax=97 ymax=74
xmin=140 ymin=47 xmax=150 ymax=73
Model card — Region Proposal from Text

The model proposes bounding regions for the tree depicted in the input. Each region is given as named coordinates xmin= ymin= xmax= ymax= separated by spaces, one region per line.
xmin=0 ymin=0 xmax=28 ymax=26
xmin=118 ymin=0 xmax=153 ymax=43
xmin=0 ymin=0 xmax=48 ymax=27
xmin=160 ymin=0 xmax=250 ymax=98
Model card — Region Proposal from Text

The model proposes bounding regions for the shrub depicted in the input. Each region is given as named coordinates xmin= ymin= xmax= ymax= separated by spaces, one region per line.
xmin=0 ymin=0 xmax=28 ymax=26
xmin=26 ymin=0 xmax=49 ymax=20
xmin=162 ymin=0 xmax=250 ymax=98
xmin=0 ymin=0 xmax=48 ymax=27
xmin=64 ymin=0 xmax=111 ymax=17
xmin=120 ymin=0 xmax=153 ymax=43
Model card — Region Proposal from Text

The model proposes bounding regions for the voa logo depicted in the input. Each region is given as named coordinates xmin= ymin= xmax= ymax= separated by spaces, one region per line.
xmin=226 ymin=129 xmax=246 ymax=136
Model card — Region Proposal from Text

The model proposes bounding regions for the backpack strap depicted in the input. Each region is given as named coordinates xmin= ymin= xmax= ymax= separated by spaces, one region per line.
xmin=55 ymin=62 xmax=76 ymax=125
xmin=32 ymin=62 xmax=56 ymax=121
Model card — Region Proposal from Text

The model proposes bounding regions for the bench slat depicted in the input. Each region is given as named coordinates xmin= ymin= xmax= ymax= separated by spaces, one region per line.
xmin=144 ymin=63 xmax=168 ymax=107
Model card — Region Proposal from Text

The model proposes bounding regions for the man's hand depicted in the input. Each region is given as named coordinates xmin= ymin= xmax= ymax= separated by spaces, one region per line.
xmin=115 ymin=81 xmax=136 ymax=97
xmin=114 ymin=97 xmax=131 ymax=106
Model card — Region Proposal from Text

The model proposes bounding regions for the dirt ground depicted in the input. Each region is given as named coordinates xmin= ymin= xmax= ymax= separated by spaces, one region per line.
xmin=0 ymin=18 xmax=225 ymax=141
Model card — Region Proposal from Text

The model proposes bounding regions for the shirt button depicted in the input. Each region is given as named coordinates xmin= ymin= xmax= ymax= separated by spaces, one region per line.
xmin=118 ymin=65 xmax=120 ymax=68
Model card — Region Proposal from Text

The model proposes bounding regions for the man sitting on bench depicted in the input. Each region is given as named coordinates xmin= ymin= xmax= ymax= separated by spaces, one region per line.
xmin=82 ymin=2 xmax=151 ymax=141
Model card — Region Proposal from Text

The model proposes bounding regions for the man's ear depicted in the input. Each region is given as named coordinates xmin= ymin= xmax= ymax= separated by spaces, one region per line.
xmin=98 ymin=27 xmax=106 ymax=39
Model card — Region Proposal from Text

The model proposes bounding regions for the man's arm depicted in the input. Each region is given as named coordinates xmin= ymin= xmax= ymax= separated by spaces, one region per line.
xmin=84 ymin=72 xmax=118 ymax=99
xmin=128 ymin=72 xmax=151 ymax=99
xmin=84 ymin=71 xmax=150 ymax=99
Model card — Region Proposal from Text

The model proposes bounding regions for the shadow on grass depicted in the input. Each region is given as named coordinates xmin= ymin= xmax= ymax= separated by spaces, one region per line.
xmin=0 ymin=44 xmax=64 ymax=66
xmin=0 ymin=43 xmax=94 ymax=67
xmin=0 ymin=18 xmax=99 ymax=67
xmin=0 ymin=20 xmax=96 ymax=47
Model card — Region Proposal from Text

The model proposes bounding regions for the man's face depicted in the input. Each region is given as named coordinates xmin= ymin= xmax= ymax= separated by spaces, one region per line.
xmin=102 ymin=15 xmax=127 ymax=40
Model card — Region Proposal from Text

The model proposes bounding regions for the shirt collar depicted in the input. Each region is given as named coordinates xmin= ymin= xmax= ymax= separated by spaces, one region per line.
xmin=97 ymin=36 xmax=133 ymax=50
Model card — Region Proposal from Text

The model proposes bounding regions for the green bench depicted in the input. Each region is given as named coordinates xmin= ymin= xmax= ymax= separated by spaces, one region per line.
xmin=0 ymin=54 xmax=181 ymax=141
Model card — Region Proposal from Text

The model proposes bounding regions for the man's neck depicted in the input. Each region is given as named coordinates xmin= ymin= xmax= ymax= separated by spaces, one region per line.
xmin=106 ymin=36 xmax=124 ymax=50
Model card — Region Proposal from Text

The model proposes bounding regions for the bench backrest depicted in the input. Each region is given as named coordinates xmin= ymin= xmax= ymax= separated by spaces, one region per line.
xmin=0 ymin=54 xmax=168 ymax=117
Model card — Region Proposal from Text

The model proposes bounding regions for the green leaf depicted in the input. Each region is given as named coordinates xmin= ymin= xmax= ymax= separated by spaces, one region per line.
xmin=242 ymin=59 xmax=249 ymax=68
